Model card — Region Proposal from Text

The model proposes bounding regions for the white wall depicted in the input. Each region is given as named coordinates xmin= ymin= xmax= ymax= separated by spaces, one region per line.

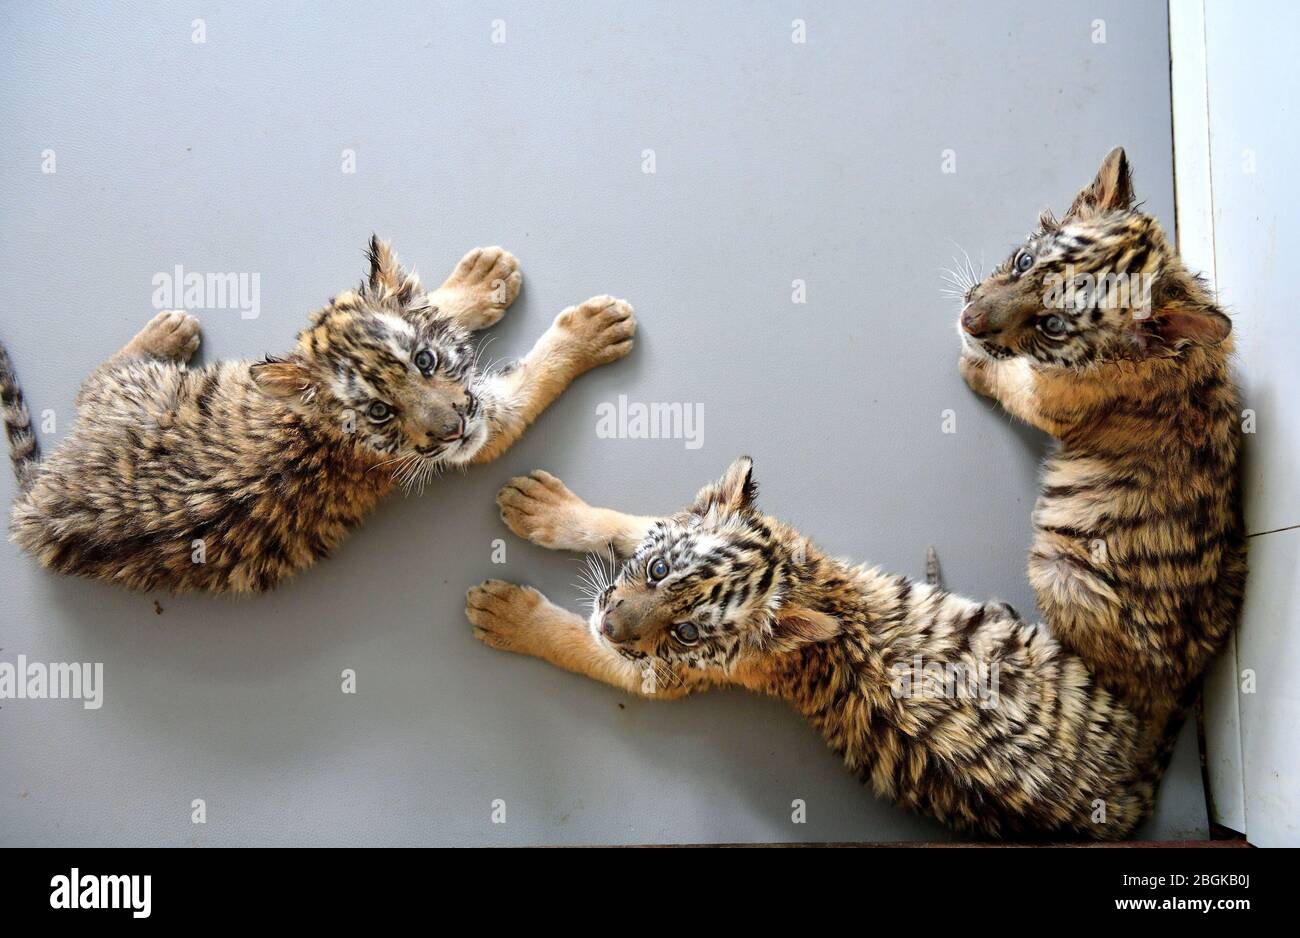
xmin=1172 ymin=0 xmax=1300 ymax=846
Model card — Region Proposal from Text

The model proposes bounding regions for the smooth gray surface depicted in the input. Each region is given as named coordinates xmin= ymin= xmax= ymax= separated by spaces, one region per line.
xmin=0 ymin=1 xmax=1206 ymax=845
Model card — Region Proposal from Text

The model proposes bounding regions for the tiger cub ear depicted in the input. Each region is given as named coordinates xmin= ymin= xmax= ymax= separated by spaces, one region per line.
xmin=1066 ymin=146 xmax=1136 ymax=219
xmin=690 ymin=456 xmax=757 ymax=516
xmin=250 ymin=357 xmax=314 ymax=400
xmin=363 ymin=234 xmax=423 ymax=307
xmin=1152 ymin=308 xmax=1232 ymax=346
xmin=765 ymin=606 xmax=840 ymax=654
xmin=1145 ymin=275 xmax=1233 ymax=348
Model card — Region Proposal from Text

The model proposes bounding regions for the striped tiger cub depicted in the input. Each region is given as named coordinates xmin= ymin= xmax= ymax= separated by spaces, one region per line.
xmin=469 ymin=458 xmax=1159 ymax=840
xmin=2 ymin=238 xmax=635 ymax=593
xmin=955 ymin=148 xmax=1247 ymax=740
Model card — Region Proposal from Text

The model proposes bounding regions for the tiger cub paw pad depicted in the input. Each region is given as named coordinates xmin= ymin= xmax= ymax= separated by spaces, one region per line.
xmin=466 ymin=580 xmax=545 ymax=653
xmin=131 ymin=311 xmax=201 ymax=362
xmin=496 ymin=470 xmax=586 ymax=549
xmin=437 ymin=246 xmax=522 ymax=330
xmin=549 ymin=295 xmax=636 ymax=373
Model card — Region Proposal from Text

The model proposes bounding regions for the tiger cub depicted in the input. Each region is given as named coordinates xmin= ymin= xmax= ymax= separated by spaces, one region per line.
xmin=2 ymin=237 xmax=635 ymax=593
xmin=955 ymin=148 xmax=1247 ymax=732
xmin=469 ymin=458 xmax=1157 ymax=840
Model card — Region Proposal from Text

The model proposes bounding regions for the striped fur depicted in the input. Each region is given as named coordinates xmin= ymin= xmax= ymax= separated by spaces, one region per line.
xmin=957 ymin=149 xmax=1247 ymax=744
xmin=472 ymin=458 xmax=1157 ymax=840
xmin=6 ymin=238 xmax=635 ymax=593
xmin=0 ymin=341 xmax=40 ymax=493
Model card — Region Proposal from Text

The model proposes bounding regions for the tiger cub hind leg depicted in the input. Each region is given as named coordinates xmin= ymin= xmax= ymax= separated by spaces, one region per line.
xmin=76 ymin=310 xmax=201 ymax=409
xmin=121 ymin=310 xmax=201 ymax=363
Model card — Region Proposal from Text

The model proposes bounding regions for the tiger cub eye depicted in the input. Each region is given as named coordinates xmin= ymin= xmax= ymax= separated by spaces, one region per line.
xmin=673 ymin=623 xmax=699 ymax=645
xmin=1042 ymin=315 xmax=1067 ymax=336
xmin=647 ymin=557 xmax=669 ymax=581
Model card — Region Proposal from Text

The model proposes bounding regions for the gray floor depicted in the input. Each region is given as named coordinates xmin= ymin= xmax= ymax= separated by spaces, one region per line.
xmin=0 ymin=0 xmax=1207 ymax=845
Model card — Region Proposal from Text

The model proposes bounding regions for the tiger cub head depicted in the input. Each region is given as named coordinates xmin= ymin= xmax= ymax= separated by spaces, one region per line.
xmin=958 ymin=147 xmax=1231 ymax=366
xmin=589 ymin=457 xmax=839 ymax=678
xmin=251 ymin=236 xmax=488 ymax=482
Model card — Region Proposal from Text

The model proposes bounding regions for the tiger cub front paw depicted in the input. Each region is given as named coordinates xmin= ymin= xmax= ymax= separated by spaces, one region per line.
xmin=435 ymin=246 xmax=522 ymax=331
xmin=546 ymin=295 xmax=636 ymax=377
xmin=466 ymin=579 xmax=547 ymax=655
xmin=496 ymin=470 xmax=589 ymax=550
xmin=958 ymin=353 xmax=997 ymax=399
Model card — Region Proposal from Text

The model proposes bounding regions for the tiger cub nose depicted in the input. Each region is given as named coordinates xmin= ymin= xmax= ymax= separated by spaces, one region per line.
xmin=961 ymin=305 xmax=992 ymax=338
xmin=434 ymin=413 xmax=465 ymax=442
xmin=601 ymin=602 xmax=633 ymax=642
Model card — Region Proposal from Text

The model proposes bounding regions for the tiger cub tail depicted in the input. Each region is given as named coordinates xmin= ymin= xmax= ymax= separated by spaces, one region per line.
xmin=925 ymin=546 xmax=941 ymax=586
xmin=1130 ymin=681 xmax=1205 ymax=821
xmin=0 ymin=340 xmax=40 ymax=494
